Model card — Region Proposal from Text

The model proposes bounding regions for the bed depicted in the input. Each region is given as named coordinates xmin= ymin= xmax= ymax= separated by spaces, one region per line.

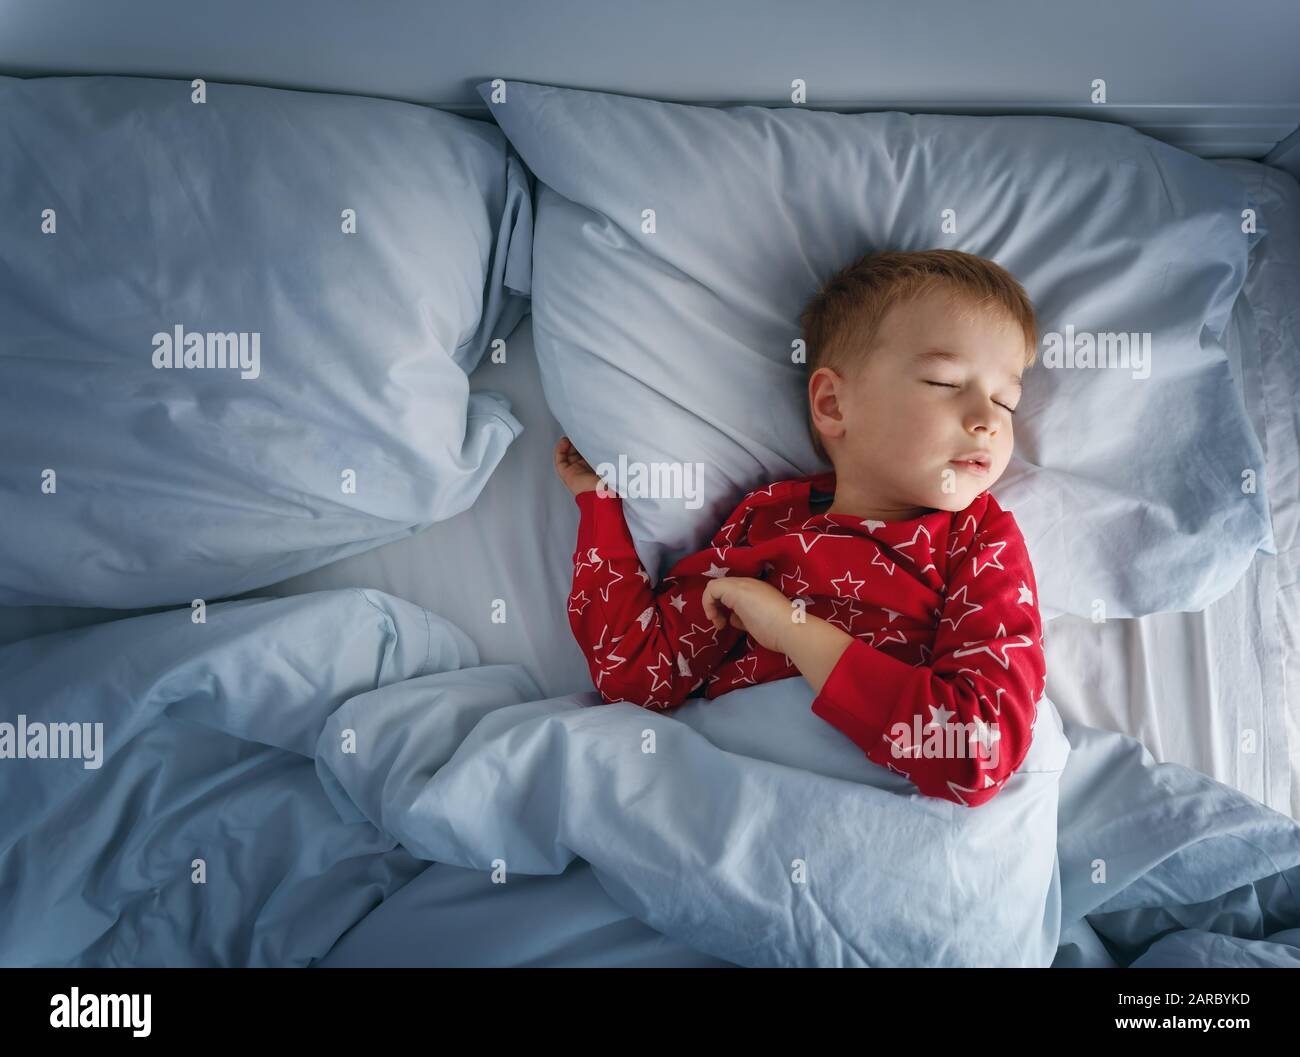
xmin=5 ymin=161 xmax=1292 ymax=819
xmin=307 ymin=159 xmax=1300 ymax=965
xmin=258 ymin=159 xmax=1300 ymax=824
xmin=1 ymin=63 xmax=1298 ymax=967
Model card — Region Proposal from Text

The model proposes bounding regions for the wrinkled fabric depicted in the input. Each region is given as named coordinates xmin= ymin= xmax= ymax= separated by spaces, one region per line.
xmin=0 ymin=75 xmax=531 ymax=608
xmin=2 ymin=591 xmax=1296 ymax=968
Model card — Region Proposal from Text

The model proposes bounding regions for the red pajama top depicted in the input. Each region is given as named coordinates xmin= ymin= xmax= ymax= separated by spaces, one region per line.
xmin=566 ymin=470 xmax=1047 ymax=807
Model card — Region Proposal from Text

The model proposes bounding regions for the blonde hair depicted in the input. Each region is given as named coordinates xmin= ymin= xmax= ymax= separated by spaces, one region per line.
xmin=798 ymin=249 xmax=1038 ymax=460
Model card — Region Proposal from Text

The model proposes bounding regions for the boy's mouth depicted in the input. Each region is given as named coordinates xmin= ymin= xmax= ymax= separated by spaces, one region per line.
xmin=950 ymin=451 xmax=991 ymax=476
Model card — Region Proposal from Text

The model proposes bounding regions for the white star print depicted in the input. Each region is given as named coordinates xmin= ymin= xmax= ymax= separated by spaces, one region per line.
xmin=569 ymin=591 xmax=590 ymax=616
xmin=830 ymin=569 xmax=866 ymax=599
xmin=732 ymin=652 xmax=760 ymax=685
xmin=880 ymin=607 xmax=902 ymax=624
xmin=870 ymin=549 xmax=896 ymax=576
xmin=574 ymin=546 xmax=602 ymax=577
xmin=951 ymin=623 xmax=1034 ymax=669
xmin=826 ymin=597 xmax=863 ymax=632
xmin=780 ymin=566 xmax=810 ymax=596
xmin=969 ymin=716 xmax=1001 ymax=757
xmin=1017 ymin=581 xmax=1034 ymax=605
xmin=926 ymin=703 xmax=956 ymax=728
xmin=939 ymin=584 xmax=983 ymax=632
xmin=976 ymin=687 xmax=1008 ymax=717
xmin=863 ymin=519 xmax=886 ymax=533
xmin=970 ymin=538 xmax=1007 ymax=577
xmin=947 ymin=514 xmax=977 ymax=562
xmin=679 ymin=622 xmax=720 ymax=658
xmin=676 ymin=651 xmax=692 ymax=677
xmin=892 ymin=525 xmax=934 ymax=572
xmin=598 ymin=564 xmax=624 ymax=602
xmin=883 ymin=726 xmax=923 ymax=759
xmin=646 ymin=651 xmax=673 ymax=692
xmin=703 ymin=562 xmax=730 ymax=578
xmin=773 ymin=506 xmax=797 ymax=533
xmin=636 ymin=606 xmax=655 ymax=630
xmin=669 ymin=594 xmax=687 ymax=613
xmin=792 ymin=532 xmax=825 ymax=555
xmin=873 ymin=628 xmax=908 ymax=648
xmin=596 ymin=645 xmax=627 ymax=687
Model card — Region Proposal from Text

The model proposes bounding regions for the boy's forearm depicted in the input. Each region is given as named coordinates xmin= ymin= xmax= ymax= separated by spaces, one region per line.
xmin=776 ymin=614 xmax=856 ymax=695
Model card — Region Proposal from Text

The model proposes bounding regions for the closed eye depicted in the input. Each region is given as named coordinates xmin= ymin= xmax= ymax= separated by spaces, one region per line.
xmin=924 ymin=380 xmax=1017 ymax=415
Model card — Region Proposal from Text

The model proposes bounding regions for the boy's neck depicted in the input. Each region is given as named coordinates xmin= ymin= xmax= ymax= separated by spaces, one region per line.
xmin=813 ymin=477 xmax=932 ymax=523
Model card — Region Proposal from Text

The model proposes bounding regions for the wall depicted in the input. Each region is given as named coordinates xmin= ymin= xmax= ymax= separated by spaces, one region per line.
xmin=1 ymin=0 xmax=1298 ymax=165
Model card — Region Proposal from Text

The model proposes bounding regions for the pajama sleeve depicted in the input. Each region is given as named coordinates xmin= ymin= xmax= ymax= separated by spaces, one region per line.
xmin=809 ymin=501 xmax=1046 ymax=807
xmin=567 ymin=488 xmax=747 ymax=711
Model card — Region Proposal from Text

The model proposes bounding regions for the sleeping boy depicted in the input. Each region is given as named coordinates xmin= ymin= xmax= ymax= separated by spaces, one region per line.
xmin=555 ymin=249 xmax=1046 ymax=808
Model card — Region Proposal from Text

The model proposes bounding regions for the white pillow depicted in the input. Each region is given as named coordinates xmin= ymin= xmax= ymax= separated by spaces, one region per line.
xmin=481 ymin=80 xmax=1271 ymax=619
xmin=0 ymin=75 xmax=532 ymax=608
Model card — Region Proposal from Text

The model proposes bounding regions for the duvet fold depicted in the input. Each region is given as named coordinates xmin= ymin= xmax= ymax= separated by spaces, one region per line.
xmin=2 ymin=589 xmax=1296 ymax=968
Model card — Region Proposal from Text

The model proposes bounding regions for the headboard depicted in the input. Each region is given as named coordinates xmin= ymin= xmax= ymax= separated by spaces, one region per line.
xmin=2 ymin=0 xmax=1298 ymax=177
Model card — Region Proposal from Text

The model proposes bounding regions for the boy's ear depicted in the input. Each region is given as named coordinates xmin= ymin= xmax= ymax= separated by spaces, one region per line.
xmin=808 ymin=366 xmax=846 ymax=450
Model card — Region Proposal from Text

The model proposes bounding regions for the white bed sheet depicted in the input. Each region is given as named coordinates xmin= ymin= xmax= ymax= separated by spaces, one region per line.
xmin=1041 ymin=160 xmax=1300 ymax=818
xmin=1 ymin=163 xmax=1295 ymax=819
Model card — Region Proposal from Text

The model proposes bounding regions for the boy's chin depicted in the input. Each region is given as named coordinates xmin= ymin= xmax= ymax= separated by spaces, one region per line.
xmin=925 ymin=488 xmax=983 ymax=512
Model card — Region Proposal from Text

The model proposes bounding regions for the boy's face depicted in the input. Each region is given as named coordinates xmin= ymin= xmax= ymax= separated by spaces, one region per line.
xmin=811 ymin=286 xmax=1027 ymax=517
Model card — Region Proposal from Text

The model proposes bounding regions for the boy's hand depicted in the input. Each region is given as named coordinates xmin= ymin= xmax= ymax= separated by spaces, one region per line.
xmin=701 ymin=576 xmax=797 ymax=654
xmin=554 ymin=436 xmax=603 ymax=496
